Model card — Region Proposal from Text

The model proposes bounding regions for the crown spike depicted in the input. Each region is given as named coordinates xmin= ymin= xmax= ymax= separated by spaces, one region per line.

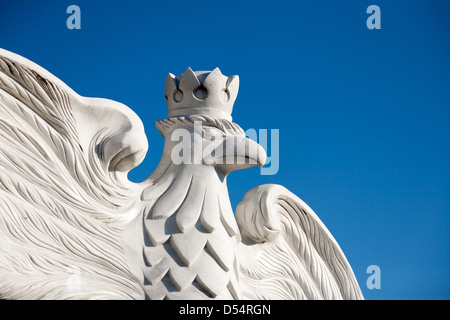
xmin=164 ymin=73 xmax=177 ymax=100
xmin=203 ymin=67 xmax=223 ymax=88
xmin=179 ymin=67 xmax=200 ymax=92
xmin=226 ymin=75 xmax=239 ymax=100
xmin=212 ymin=67 xmax=223 ymax=75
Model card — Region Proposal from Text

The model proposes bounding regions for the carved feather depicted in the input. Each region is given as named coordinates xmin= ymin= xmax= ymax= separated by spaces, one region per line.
xmin=0 ymin=48 xmax=147 ymax=299
xmin=142 ymin=162 xmax=241 ymax=300
xmin=235 ymin=184 xmax=364 ymax=300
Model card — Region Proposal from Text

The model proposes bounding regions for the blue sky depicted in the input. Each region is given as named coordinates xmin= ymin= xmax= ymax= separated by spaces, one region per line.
xmin=1 ymin=0 xmax=449 ymax=299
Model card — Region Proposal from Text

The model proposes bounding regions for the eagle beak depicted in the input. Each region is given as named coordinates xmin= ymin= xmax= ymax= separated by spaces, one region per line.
xmin=215 ymin=136 xmax=267 ymax=174
xmin=245 ymin=137 xmax=267 ymax=168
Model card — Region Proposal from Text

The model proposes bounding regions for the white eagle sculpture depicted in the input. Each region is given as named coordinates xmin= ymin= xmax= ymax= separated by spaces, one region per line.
xmin=0 ymin=48 xmax=363 ymax=300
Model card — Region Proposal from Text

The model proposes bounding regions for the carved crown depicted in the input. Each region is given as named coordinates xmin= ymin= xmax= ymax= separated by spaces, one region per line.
xmin=164 ymin=67 xmax=239 ymax=121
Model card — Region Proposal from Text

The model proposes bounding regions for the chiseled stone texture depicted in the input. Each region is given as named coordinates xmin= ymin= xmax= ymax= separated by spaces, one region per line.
xmin=0 ymin=49 xmax=363 ymax=300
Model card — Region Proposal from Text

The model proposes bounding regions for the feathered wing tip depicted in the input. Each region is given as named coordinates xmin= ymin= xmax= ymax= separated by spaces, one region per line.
xmin=235 ymin=184 xmax=364 ymax=300
xmin=0 ymin=48 xmax=149 ymax=196
xmin=0 ymin=48 xmax=149 ymax=299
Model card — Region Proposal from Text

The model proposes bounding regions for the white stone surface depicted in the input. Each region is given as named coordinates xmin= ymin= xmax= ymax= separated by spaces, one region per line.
xmin=0 ymin=48 xmax=363 ymax=300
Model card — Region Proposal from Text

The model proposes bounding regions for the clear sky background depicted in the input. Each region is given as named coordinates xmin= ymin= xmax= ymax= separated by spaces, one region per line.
xmin=1 ymin=0 xmax=449 ymax=299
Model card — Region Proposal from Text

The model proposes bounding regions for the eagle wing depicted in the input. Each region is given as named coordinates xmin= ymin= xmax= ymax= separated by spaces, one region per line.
xmin=0 ymin=48 xmax=148 ymax=299
xmin=235 ymin=184 xmax=363 ymax=300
